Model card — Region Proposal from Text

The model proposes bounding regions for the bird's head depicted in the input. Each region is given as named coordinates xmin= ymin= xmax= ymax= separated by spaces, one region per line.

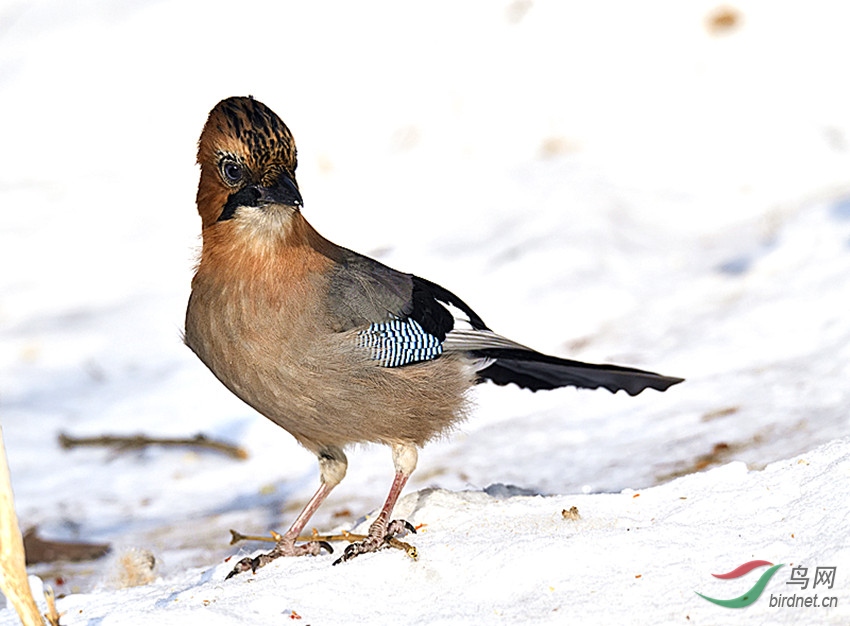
xmin=196 ymin=96 xmax=302 ymax=231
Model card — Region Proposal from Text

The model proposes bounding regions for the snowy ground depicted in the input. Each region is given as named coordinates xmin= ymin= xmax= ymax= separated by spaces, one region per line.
xmin=1 ymin=1 xmax=849 ymax=624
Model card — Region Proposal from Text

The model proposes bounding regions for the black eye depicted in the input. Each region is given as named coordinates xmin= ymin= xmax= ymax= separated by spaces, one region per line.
xmin=221 ymin=160 xmax=244 ymax=185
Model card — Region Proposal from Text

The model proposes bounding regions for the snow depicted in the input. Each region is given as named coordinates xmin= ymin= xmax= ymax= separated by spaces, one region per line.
xmin=1 ymin=1 xmax=849 ymax=624
xmin=18 ymin=441 xmax=850 ymax=625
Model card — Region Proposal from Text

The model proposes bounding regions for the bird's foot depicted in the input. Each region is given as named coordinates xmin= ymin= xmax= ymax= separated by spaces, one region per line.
xmin=225 ymin=535 xmax=332 ymax=579
xmin=333 ymin=519 xmax=416 ymax=565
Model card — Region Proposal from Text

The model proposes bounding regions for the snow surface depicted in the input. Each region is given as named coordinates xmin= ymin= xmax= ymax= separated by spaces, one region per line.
xmin=1 ymin=0 xmax=849 ymax=624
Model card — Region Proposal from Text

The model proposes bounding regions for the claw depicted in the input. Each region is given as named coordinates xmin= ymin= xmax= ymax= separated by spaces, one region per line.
xmin=388 ymin=519 xmax=416 ymax=536
xmin=225 ymin=540 xmax=333 ymax=580
xmin=333 ymin=542 xmax=363 ymax=566
xmin=225 ymin=556 xmax=257 ymax=579
xmin=332 ymin=518 xmax=416 ymax=566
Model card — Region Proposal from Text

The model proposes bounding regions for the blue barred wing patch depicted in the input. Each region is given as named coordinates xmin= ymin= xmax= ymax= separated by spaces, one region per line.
xmin=357 ymin=318 xmax=443 ymax=367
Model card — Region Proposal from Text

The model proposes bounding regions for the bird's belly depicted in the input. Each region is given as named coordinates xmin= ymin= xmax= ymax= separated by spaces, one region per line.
xmin=186 ymin=301 xmax=475 ymax=451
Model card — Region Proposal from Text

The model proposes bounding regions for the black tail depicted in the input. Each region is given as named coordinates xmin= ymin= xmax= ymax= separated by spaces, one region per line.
xmin=473 ymin=348 xmax=683 ymax=395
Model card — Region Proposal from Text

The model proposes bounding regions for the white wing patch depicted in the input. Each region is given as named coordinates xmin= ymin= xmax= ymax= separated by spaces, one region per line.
xmin=439 ymin=299 xmax=475 ymax=331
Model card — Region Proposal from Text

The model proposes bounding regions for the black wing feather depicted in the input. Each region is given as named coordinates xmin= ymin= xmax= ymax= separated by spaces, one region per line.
xmin=408 ymin=276 xmax=488 ymax=339
xmin=473 ymin=348 xmax=683 ymax=395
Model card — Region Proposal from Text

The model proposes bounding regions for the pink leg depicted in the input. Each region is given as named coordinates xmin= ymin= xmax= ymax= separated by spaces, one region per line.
xmin=369 ymin=470 xmax=410 ymax=534
xmin=227 ymin=447 xmax=348 ymax=578
xmin=278 ymin=481 xmax=334 ymax=545
xmin=226 ymin=480 xmax=336 ymax=578
xmin=333 ymin=470 xmax=416 ymax=565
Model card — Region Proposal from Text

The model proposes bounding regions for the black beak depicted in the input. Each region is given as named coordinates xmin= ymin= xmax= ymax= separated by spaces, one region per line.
xmin=257 ymin=173 xmax=303 ymax=208
xmin=218 ymin=173 xmax=303 ymax=222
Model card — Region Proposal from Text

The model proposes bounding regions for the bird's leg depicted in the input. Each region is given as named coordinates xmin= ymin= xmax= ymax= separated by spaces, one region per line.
xmin=226 ymin=481 xmax=333 ymax=578
xmin=226 ymin=447 xmax=347 ymax=578
xmin=334 ymin=443 xmax=417 ymax=565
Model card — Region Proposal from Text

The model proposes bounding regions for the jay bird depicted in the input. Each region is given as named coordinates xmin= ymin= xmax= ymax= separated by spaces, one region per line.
xmin=185 ymin=96 xmax=683 ymax=577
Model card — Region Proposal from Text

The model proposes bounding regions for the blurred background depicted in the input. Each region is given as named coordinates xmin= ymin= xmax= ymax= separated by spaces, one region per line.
xmin=1 ymin=0 xmax=849 ymax=592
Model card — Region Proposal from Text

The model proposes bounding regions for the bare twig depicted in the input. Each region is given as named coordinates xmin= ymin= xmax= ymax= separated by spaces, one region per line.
xmin=43 ymin=585 xmax=63 ymax=626
xmin=0 ymin=425 xmax=46 ymax=626
xmin=23 ymin=527 xmax=110 ymax=565
xmin=386 ymin=537 xmax=419 ymax=560
xmin=229 ymin=528 xmax=367 ymax=545
xmin=58 ymin=432 xmax=248 ymax=460
xmin=229 ymin=528 xmax=418 ymax=559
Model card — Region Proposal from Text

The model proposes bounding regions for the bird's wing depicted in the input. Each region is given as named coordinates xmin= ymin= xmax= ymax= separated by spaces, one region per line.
xmin=323 ymin=249 xmax=416 ymax=331
xmin=324 ymin=249 xmax=490 ymax=367
xmin=324 ymin=250 xmax=683 ymax=394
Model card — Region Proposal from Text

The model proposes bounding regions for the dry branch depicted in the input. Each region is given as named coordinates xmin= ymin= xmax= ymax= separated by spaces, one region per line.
xmin=58 ymin=432 xmax=248 ymax=460
xmin=42 ymin=586 xmax=62 ymax=626
xmin=23 ymin=528 xmax=110 ymax=565
xmin=228 ymin=528 xmax=418 ymax=560
xmin=0 ymin=425 xmax=46 ymax=626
